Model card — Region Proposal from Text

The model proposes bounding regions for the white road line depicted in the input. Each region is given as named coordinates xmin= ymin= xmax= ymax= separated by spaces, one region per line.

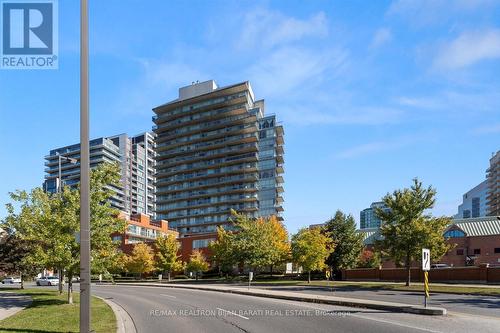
xmin=216 ymin=307 xmax=250 ymax=320
xmin=160 ymin=294 xmax=177 ymax=298
xmin=350 ymin=314 xmax=444 ymax=333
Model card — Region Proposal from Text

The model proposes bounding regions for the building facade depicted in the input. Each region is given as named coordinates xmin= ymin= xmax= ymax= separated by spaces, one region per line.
xmin=358 ymin=216 xmax=500 ymax=267
xmin=114 ymin=213 xmax=178 ymax=254
xmin=360 ymin=202 xmax=389 ymax=229
xmin=486 ymin=151 xmax=500 ymax=216
xmin=44 ymin=132 xmax=156 ymax=216
xmin=457 ymin=180 xmax=489 ymax=219
xmin=153 ymin=80 xmax=284 ymax=238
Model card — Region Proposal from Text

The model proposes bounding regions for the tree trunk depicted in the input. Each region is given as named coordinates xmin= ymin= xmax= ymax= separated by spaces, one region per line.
xmin=270 ymin=265 xmax=273 ymax=277
xmin=195 ymin=272 xmax=199 ymax=281
xmin=167 ymin=271 xmax=171 ymax=282
xmin=308 ymin=271 xmax=311 ymax=283
xmin=406 ymin=254 xmax=411 ymax=286
xmin=20 ymin=272 xmax=24 ymax=290
xmin=68 ymin=279 xmax=73 ymax=304
xmin=58 ymin=268 xmax=63 ymax=294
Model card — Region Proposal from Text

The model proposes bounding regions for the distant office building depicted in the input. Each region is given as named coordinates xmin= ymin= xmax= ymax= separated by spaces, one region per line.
xmin=360 ymin=202 xmax=389 ymax=229
xmin=44 ymin=132 xmax=156 ymax=216
xmin=153 ymin=80 xmax=284 ymax=237
xmin=486 ymin=151 xmax=500 ymax=216
xmin=457 ymin=180 xmax=488 ymax=219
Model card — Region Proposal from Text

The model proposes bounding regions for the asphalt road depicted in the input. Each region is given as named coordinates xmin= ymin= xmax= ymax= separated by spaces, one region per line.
xmin=244 ymin=284 xmax=500 ymax=318
xmin=91 ymin=284 xmax=500 ymax=333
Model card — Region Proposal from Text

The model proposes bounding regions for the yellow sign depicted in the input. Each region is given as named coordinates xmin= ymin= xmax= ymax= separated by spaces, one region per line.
xmin=325 ymin=271 xmax=331 ymax=279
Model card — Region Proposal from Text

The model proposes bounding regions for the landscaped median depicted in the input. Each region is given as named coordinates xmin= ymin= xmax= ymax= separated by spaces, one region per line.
xmin=248 ymin=280 xmax=500 ymax=297
xmin=112 ymin=282 xmax=447 ymax=316
xmin=0 ymin=289 xmax=116 ymax=333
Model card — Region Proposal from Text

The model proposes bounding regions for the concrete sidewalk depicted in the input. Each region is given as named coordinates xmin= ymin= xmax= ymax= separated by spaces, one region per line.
xmin=113 ymin=282 xmax=447 ymax=316
xmin=0 ymin=292 xmax=32 ymax=321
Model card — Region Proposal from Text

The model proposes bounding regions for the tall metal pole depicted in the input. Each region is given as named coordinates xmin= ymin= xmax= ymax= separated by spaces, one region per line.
xmin=58 ymin=155 xmax=62 ymax=193
xmin=57 ymin=155 xmax=63 ymax=294
xmin=80 ymin=0 xmax=91 ymax=332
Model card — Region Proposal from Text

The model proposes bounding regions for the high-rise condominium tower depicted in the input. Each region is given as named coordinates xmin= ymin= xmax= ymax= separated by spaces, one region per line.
xmin=153 ymin=80 xmax=284 ymax=236
xmin=486 ymin=151 xmax=500 ymax=216
xmin=44 ymin=132 xmax=156 ymax=216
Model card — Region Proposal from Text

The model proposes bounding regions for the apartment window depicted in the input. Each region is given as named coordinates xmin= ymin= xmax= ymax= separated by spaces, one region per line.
xmin=473 ymin=249 xmax=481 ymax=255
xmin=192 ymin=238 xmax=216 ymax=249
xmin=112 ymin=235 xmax=122 ymax=242
xmin=456 ymin=249 xmax=464 ymax=255
xmin=494 ymin=248 xmax=500 ymax=254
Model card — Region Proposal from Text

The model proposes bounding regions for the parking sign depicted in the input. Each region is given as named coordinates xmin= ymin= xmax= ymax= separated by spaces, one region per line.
xmin=422 ymin=248 xmax=430 ymax=271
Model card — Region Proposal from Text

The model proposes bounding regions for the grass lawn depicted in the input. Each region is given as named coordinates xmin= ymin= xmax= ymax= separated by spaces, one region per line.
xmin=247 ymin=279 xmax=500 ymax=296
xmin=0 ymin=289 xmax=116 ymax=333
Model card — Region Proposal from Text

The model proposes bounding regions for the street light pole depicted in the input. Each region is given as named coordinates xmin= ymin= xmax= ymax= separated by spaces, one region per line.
xmin=80 ymin=0 xmax=91 ymax=332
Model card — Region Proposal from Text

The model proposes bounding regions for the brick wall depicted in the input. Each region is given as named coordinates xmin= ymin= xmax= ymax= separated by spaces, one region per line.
xmin=342 ymin=266 xmax=500 ymax=283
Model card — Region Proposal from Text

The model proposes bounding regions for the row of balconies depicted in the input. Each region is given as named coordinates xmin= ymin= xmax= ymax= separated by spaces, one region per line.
xmin=156 ymin=163 xmax=257 ymax=185
xmin=153 ymin=91 xmax=248 ymax=123
xmin=157 ymin=132 xmax=258 ymax=158
xmin=157 ymin=195 xmax=258 ymax=213
xmin=156 ymin=174 xmax=259 ymax=195
xmin=156 ymin=153 xmax=259 ymax=178
xmin=154 ymin=113 xmax=257 ymax=143
xmin=153 ymin=102 xmax=248 ymax=132
xmin=155 ymin=123 xmax=256 ymax=150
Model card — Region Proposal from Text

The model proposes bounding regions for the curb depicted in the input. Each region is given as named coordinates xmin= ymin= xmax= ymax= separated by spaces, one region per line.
xmin=113 ymin=283 xmax=446 ymax=316
xmin=95 ymin=295 xmax=137 ymax=333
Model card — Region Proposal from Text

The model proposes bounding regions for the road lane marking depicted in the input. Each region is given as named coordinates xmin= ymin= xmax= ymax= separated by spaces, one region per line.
xmin=160 ymin=294 xmax=177 ymax=298
xmin=350 ymin=314 xmax=443 ymax=333
xmin=216 ymin=307 xmax=250 ymax=320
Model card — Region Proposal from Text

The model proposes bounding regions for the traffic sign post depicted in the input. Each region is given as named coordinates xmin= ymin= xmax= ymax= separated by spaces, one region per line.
xmin=248 ymin=272 xmax=253 ymax=290
xmin=325 ymin=270 xmax=333 ymax=292
xmin=422 ymin=248 xmax=430 ymax=308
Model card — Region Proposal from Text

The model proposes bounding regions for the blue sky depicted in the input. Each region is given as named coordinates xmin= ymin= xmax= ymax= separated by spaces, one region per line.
xmin=1 ymin=0 xmax=499 ymax=233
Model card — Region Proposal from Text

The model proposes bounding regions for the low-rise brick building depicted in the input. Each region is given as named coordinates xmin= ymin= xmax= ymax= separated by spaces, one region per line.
xmin=114 ymin=213 xmax=178 ymax=254
xmin=358 ymin=216 xmax=500 ymax=267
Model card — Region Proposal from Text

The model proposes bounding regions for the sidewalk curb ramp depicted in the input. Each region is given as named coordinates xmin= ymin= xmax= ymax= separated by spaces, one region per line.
xmin=113 ymin=283 xmax=446 ymax=316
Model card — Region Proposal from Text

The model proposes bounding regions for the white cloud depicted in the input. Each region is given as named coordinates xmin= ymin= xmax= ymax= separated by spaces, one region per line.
xmin=471 ymin=123 xmax=500 ymax=135
xmin=335 ymin=134 xmax=426 ymax=159
xmin=395 ymin=90 xmax=500 ymax=115
xmin=335 ymin=141 xmax=404 ymax=159
xmin=388 ymin=0 xmax=496 ymax=25
xmin=371 ymin=28 xmax=392 ymax=48
xmin=238 ymin=9 xmax=328 ymax=49
xmin=111 ymin=59 xmax=207 ymax=115
xmin=433 ymin=29 xmax=500 ymax=70
xmin=246 ymin=46 xmax=348 ymax=97
xmin=282 ymin=106 xmax=404 ymax=126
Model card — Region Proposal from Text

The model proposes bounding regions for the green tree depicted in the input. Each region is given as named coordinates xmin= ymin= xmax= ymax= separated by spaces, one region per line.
xmin=324 ymin=210 xmax=364 ymax=272
xmin=229 ymin=211 xmax=290 ymax=273
xmin=126 ymin=243 xmax=155 ymax=279
xmin=291 ymin=228 xmax=334 ymax=283
xmin=186 ymin=250 xmax=209 ymax=280
xmin=0 ymin=231 xmax=42 ymax=289
xmin=375 ymin=178 xmax=452 ymax=286
xmin=155 ymin=233 xmax=183 ymax=281
xmin=209 ymin=227 xmax=237 ymax=277
xmin=3 ymin=163 xmax=126 ymax=303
